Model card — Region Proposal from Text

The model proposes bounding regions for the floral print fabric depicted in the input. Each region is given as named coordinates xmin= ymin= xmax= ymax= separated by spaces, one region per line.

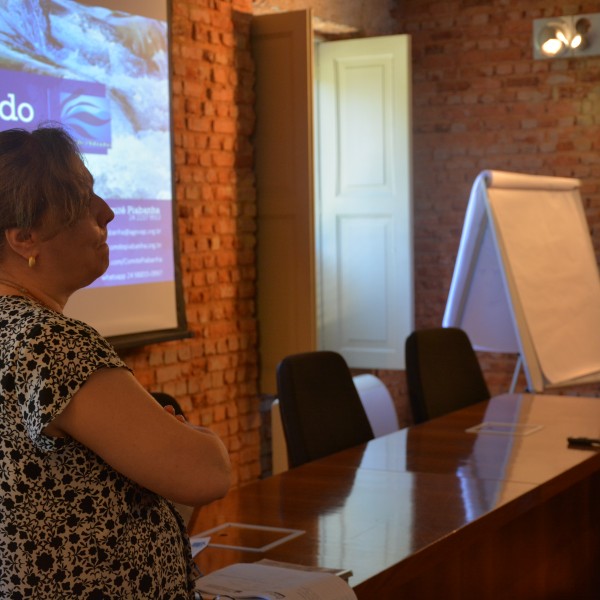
xmin=0 ymin=296 xmax=194 ymax=599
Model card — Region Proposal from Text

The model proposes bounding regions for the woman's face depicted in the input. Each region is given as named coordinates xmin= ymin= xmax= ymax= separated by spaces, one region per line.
xmin=36 ymin=163 xmax=115 ymax=293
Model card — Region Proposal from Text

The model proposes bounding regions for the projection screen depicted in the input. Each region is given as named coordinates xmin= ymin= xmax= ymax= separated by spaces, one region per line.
xmin=0 ymin=0 xmax=188 ymax=347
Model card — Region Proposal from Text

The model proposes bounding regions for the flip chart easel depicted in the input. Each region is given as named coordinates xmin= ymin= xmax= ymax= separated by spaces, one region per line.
xmin=443 ymin=170 xmax=600 ymax=392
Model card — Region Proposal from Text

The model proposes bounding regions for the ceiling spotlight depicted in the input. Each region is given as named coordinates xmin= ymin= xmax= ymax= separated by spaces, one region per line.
xmin=533 ymin=14 xmax=600 ymax=59
xmin=540 ymin=27 xmax=569 ymax=56
xmin=538 ymin=22 xmax=570 ymax=57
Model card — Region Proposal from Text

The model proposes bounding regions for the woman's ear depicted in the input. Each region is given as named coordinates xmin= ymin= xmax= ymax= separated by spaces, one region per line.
xmin=4 ymin=228 xmax=36 ymax=261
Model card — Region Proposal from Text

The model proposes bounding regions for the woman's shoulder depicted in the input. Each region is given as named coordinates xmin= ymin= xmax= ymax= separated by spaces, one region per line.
xmin=0 ymin=295 xmax=118 ymax=361
xmin=1 ymin=294 xmax=93 ymax=331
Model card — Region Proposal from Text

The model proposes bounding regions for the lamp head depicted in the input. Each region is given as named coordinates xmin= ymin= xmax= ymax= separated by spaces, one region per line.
xmin=538 ymin=22 xmax=569 ymax=57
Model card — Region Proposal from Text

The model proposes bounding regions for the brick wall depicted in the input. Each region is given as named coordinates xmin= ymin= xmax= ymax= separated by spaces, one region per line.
xmin=392 ymin=0 xmax=600 ymax=398
xmin=120 ymin=0 xmax=260 ymax=487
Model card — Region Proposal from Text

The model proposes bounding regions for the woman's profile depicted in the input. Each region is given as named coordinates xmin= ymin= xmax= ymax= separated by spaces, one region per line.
xmin=0 ymin=124 xmax=231 ymax=598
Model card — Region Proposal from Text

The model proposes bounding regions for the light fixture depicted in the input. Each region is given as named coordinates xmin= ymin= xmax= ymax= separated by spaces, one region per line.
xmin=537 ymin=21 xmax=570 ymax=57
xmin=533 ymin=13 xmax=600 ymax=59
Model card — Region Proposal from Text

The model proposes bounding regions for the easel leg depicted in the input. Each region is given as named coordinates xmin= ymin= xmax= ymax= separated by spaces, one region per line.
xmin=509 ymin=355 xmax=523 ymax=393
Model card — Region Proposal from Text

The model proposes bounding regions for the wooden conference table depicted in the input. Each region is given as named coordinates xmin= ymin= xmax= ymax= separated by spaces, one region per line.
xmin=189 ymin=393 xmax=600 ymax=598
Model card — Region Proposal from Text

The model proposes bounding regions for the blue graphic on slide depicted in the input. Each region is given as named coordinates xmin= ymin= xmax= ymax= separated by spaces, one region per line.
xmin=60 ymin=86 xmax=111 ymax=153
xmin=0 ymin=70 xmax=110 ymax=154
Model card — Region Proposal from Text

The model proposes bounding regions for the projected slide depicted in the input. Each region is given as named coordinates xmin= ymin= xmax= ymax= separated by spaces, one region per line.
xmin=0 ymin=0 xmax=183 ymax=340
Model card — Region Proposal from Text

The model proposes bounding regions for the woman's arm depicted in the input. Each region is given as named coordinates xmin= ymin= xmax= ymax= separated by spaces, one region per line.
xmin=45 ymin=367 xmax=232 ymax=506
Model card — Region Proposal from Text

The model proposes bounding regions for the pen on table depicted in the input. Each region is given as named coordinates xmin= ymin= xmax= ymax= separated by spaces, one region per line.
xmin=567 ymin=437 xmax=600 ymax=448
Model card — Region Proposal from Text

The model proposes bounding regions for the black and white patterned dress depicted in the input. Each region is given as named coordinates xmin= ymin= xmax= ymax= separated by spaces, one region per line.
xmin=0 ymin=296 xmax=195 ymax=599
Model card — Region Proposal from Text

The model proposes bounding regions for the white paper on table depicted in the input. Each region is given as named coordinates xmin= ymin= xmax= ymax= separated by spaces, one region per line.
xmin=189 ymin=535 xmax=211 ymax=558
xmin=195 ymin=562 xmax=357 ymax=600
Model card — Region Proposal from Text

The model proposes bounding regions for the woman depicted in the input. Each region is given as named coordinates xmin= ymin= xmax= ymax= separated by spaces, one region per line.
xmin=0 ymin=125 xmax=232 ymax=598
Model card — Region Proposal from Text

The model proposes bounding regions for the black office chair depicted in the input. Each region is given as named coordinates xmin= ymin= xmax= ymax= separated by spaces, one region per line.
xmin=276 ymin=351 xmax=374 ymax=468
xmin=405 ymin=327 xmax=490 ymax=424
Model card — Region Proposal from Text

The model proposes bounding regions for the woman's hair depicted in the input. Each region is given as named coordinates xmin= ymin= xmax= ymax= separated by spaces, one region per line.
xmin=0 ymin=124 xmax=92 ymax=239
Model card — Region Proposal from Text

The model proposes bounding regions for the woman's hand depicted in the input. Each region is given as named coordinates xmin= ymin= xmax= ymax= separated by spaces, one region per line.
xmin=163 ymin=404 xmax=187 ymax=423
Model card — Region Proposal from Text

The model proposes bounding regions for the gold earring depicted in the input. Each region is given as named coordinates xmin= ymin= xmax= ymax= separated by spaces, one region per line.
xmin=28 ymin=256 xmax=36 ymax=268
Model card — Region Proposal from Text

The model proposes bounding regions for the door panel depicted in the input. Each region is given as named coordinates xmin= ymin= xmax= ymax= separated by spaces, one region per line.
xmin=252 ymin=11 xmax=315 ymax=395
xmin=316 ymin=35 xmax=413 ymax=369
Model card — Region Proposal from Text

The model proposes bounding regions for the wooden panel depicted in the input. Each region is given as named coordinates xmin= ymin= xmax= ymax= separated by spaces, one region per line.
xmin=252 ymin=11 xmax=316 ymax=396
xmin=352 ymin=472 xmax=600 ymax=598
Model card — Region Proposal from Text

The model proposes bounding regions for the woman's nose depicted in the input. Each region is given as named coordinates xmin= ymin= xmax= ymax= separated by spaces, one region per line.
xmin=96 ymin=195 xmax=115 ymax=225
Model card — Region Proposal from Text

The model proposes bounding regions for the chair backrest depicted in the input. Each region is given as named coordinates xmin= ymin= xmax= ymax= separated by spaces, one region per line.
xmin=271 ymin=374 xmax=399 ymax=475
xmin=276 ymin=351 xmax=374 ymax=468
xmin=405 ymin=327 xmax=490 ymax=424
xmin=352 ymin=374 xmax=399 ymax=437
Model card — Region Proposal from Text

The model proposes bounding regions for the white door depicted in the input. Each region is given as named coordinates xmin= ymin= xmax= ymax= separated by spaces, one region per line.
xmin=315 ymin=35 xmax=413 ymax=369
